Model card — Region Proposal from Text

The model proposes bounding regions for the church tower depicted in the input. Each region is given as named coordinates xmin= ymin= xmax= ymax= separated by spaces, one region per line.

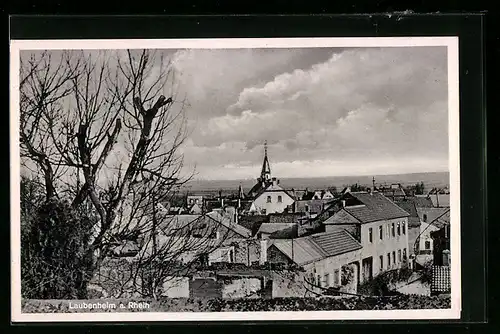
xmin=260 ymin=140 xmax=272 ymax=182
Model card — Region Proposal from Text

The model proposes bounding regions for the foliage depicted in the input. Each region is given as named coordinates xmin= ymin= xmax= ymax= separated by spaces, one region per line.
xmin=21 ymin=197 xmax=95 ymax=299
xmin=346 ymin=183 xmax=368 ymax=192
xmin=21 ymin=295 xmax=451 ymax=313
xmin=341 ymin=265 xmax=355 ymax=286
xmin=358 ymin=268 xmax=414 ymax=296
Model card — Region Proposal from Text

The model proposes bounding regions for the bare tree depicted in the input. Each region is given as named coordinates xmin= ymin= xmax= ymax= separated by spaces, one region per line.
xmin=19 ymin=49 xmax=202 ymax=282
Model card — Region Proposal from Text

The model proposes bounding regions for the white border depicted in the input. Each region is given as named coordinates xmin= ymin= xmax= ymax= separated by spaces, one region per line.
xmin=10 ymin=37 xmax=461 ymax=322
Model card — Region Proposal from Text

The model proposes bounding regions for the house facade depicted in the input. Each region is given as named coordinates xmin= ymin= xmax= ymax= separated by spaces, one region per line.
xmin=266 ymin=229 xmax=363 ymax=292
xmin=321 ymin=190 xmax=410 ymax=283
xmin=415 ymin=207 xmax=451 ymax=265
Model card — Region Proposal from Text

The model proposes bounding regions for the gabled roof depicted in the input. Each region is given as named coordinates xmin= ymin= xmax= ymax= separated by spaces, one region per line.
xmin=340 ymin=192 xmax=410 ymax=223
xmin=269 ymin=230 xmax=362 ymax=266
xmin=252 ymin=182 xmax=295 ymax=200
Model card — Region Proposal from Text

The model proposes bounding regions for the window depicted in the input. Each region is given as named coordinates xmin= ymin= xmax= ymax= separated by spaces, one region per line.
xmin=386 ymin=224 xmax=391 ymax=238
xmin=333 ymin=269 xmax=340 ymax=285
xmin=368 ymin=228 xmax=373 ymax=243
xmin=317 ymin=275 xmax=322 ymax=287
xmin=398 ymin=250 xmax=402 ymax=262
xmin=387 ymin=253 xmax=391 ymax=268
xmin=324 ymin=274 xmax=330 ymax=287
xmin=391 ymin=223 xmax=395 ymax=237
xmin=402 ymin=222 xmax=406 ymax=235
xmin=278 ymin=195 xmax=283 ymax=203
xmin=229 ymin=248 xmax=235 ymax=263
xmin=305 ymin=205 xmax=310 ymax=212
xmin=392 ymin=251 xmax=396 ymax=264
xmin=267 ymin=196 xmax=272 ymax=203
xmin=403 ymin=248 xmax=407 ymax=260
xmin=379 ymin=255 xmax=384 ymax=272
xmin=423 ymin=214 xmax=428 ymax=222
xmin=379 ymin=226 xmax=383 ymax=240
xmin=425 ymin=240 xmax=431 ymax=250
xmin=397 ymin=222 xmax=401 ymax=236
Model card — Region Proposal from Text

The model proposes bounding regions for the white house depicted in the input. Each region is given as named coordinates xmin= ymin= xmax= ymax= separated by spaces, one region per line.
xmin=321 ymin=190 xmax=410 ymax=283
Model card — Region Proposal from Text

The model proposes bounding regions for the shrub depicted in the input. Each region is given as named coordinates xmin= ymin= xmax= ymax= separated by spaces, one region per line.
xmin=21 ymin=198 xmax=95 ymax=299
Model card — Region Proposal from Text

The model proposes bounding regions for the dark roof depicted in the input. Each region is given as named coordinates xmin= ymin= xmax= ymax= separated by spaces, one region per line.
xmin=395 ymin=201 xmax=420 ymax=226
xmin=238 ymin=215 xmax=269 ymax=236
xmin=270 ymin=229 xmax=362 ymax=265
xmin=342 ymin=192 xmax=410 ymax=223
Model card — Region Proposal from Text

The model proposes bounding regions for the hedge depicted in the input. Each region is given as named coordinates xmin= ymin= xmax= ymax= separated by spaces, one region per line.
xmin=22 ymin=295 xmax=450 ymax=313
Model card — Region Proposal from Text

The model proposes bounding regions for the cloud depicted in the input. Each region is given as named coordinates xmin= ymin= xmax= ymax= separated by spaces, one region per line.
xmin=178 ymin=46 xmax=449 ymax=179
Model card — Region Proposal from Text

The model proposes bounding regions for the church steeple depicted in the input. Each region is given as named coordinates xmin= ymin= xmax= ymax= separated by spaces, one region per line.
xmin=260 ymin=140 xmax=272 ymax=181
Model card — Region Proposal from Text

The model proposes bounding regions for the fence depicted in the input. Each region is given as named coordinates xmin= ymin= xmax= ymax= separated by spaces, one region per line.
xmin=430 ymin=265 xmax=450 ymax=295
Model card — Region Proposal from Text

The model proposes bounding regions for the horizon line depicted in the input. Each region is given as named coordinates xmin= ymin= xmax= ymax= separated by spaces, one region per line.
xmin=188 ymin=170 xmax=450 ymax=183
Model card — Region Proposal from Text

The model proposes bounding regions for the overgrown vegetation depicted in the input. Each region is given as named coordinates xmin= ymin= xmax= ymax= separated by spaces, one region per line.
xmin=21 ymin=181 xmax=95 ymax=299
xmin=21 ymin=295 xmax=451 ymax=313
xmin=358 ymin=267 xmax=414 ymax=297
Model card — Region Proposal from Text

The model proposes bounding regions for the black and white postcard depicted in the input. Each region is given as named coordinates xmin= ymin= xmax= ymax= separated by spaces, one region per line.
xmin=10 ymin=37 xmax=461 ymax=322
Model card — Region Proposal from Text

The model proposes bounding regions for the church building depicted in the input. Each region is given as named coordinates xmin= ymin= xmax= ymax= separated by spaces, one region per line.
xmin=247 ymin=141 xmax=295 ymax=215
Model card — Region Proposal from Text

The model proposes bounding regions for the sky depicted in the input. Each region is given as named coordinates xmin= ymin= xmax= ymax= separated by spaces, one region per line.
xmin=170 ymin=46 xmax=449 ymax=180
xmin=20 ymin=46 xmax=450 ymax=182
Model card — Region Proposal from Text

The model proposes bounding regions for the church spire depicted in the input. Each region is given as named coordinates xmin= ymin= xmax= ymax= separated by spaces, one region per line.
xmin=260 ymin=140 xmax=271 ymax=181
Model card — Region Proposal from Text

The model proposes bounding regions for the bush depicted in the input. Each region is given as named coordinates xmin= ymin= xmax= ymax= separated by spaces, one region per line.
xmin=21 ymin=295 xmax=451 ymax=313
xmin=358 ymin=268 xmax=414 ymax=296
xmin=21 ymin=199 xmax=95 ymax=299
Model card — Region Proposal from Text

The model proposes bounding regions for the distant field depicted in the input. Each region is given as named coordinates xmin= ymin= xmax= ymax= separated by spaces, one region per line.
xmin=184 ymin=171 xmax=450 ymax=195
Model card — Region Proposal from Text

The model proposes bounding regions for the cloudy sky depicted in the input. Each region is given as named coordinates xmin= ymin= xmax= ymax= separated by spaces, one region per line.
xmin=20 ymin=46 xmax=449 ymax=182
xmin=168 ymin=46 xmax=449 ymax=180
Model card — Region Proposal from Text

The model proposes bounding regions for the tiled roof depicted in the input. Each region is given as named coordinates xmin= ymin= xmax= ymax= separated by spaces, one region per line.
xmin=311 ymin=230 xmax=363 ymax=257
xmin=269 ymin=230 xmax=362 ymax=265
xmin=270 ymin=238 xmax=324 ymax=266
xmin=342 ymin=192 xmax=410 ymax=223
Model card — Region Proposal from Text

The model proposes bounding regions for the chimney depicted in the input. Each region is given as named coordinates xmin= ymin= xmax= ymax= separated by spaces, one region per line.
xmin=260 ymin=239 xmax=268 ymax=265
xmin=272 ymin=177 xmax=278 ymax=186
